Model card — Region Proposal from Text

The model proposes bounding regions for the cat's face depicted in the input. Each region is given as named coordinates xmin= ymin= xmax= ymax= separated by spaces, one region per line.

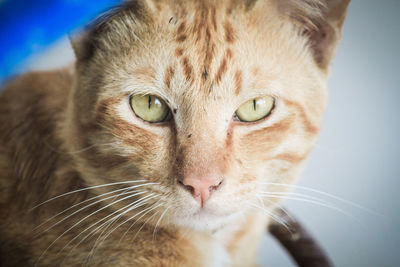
xmin=66 ymin=0 xmax=345 ymax=231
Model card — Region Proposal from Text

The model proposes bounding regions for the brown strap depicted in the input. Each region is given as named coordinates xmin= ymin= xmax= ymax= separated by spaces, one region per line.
xmin=268 ymin=208 xmax=334 ymax=267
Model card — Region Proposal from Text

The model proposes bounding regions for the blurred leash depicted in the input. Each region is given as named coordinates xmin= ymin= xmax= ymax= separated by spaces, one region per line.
xmin=269 ymin=208 xmax=334 ymax=267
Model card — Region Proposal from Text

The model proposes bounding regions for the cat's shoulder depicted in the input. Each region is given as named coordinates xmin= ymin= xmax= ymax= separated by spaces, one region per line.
xmin=0 ymin=68 xmax=75 ymax=205
xmin=0 ymin=67 xmax=74 ymax=107
xmin=0 ymin=67 xmax=74 ymax=141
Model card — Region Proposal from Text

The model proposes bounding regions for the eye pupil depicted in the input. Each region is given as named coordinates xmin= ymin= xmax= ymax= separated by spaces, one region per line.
xmin=235 ymin=96 xmax=275 ymax=122
xmin=148 ymin=95 xmax=152 ymax=109
xmin=130 ymin=94 xmax=171 ymax=123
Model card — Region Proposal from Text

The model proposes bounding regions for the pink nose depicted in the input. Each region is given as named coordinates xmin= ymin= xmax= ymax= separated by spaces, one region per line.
xmin=179 ymin=175 xmax=223 ymax=206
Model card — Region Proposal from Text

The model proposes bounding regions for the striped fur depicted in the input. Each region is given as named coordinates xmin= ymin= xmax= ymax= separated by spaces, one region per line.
xmin=0 ymin=0 xmax=349 ymax=266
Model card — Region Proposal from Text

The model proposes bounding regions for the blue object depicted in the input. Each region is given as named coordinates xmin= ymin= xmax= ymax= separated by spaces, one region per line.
xmin=0 ymin=0 xmax=122 ymax=84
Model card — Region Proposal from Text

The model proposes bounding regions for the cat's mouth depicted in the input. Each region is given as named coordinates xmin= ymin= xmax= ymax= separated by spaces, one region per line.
xmin=192 ymin=206 xmax=233 ymax=217
xmin=191 ymin=210 xmax=240 ymax=230
xmin=171 ymin=203 xmax=241 ymax=230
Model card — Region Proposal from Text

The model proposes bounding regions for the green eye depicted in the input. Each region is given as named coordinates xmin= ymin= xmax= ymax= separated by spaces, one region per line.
xmin=235 ymin=96 xmax=275 ymax=122
xmin=130 ymin=94 xmax=170 ymax=123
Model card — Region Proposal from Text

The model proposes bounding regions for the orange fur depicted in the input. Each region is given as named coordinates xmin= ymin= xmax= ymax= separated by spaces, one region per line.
xmin=0 ymin=0 xmax=350 ymax=265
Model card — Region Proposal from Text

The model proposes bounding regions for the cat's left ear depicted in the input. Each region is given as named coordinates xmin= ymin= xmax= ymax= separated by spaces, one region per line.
xmin=277 ymin=0 xmax=351 ymax=70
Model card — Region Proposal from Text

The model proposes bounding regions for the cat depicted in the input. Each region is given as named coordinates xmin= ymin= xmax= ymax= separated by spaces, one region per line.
xmin=0 ymin=0 xmax=350 ymax=266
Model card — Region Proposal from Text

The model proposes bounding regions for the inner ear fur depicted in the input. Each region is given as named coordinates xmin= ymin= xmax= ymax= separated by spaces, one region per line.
xmin=277 ymin=0 xmax=351 ymax=70
xmin=70 ymin=29 xmax=95 ymax=62
xmin=70 ymin=1 xmax=150 ymax=62
xmin=70 ymin=8 xmax=121 ymax=62
xmin=70 ymin=11 xmax=121 ymax=62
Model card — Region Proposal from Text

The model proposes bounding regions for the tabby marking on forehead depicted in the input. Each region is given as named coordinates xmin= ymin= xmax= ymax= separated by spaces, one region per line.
xmin=224 ymin=20 xmax=235 ymax=43
xmin=175 ymin=47 xmax=184 ymax=57
xmin=214 ymin=55 xmax=228 ymax=86
xmin=176 ymin=21 xmax=187 ymax=43
xmin=234 ymin=69 xmax=243 ymax=96
xmin=164 ymin=66 xmax=175 ymax=90
xmin=201 ymin=27 xmax=213 ymax=77
xmin=173 ymin=2 xmax=229 ymax=87
xmin=193 ymin=2 xmax=210 ymax=43
xmin=181 ymin=56 xmax=193 ymax=83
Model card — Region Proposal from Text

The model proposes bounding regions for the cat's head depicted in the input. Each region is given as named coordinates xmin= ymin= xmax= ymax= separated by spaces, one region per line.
xmin=65 ymin=0 xmax=349 ymax=231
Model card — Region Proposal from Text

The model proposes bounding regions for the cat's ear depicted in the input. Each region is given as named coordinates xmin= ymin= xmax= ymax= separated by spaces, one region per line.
xmin=277 ymin=0 xmax=351 ymax=70
xmin=69 ymin=11 xmax=115 ymax=62
xmin=70 ymin=1 xmax=149 ymax=62
xmin=70 ymin=29 xmax=95 ymax=62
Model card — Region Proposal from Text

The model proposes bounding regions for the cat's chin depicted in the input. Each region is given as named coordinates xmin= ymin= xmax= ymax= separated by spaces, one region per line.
xmin=172 ymin=208 xmax=241 ymax=231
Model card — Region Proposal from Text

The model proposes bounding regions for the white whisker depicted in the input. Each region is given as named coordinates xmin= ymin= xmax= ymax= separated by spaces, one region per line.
xmin=116 ymin=201 xmax=163 ymax=244
xmin=153 ymin=206 xmax=170 ymax=241
xmin=36 ymin=189 xmax=145 ymax=237
xmin=258 ymin=191 xmax=332 ymax=206
xmin=33 ymin=185 xmax=150 ymax=232
xmin=261 ymin=194 xmax=359 ymax=223
xmin=130 ymin=203 xmax=164 ymax=242
xmin=258 ymin=196 xmax=296 ymax=223
xmin=86 ymin=196 xmax=159 ymax=261
xmin=81 ymin=198 xmax=162 ymax=263
xmin=35 ymin=183 xmax=158 ymax=236
xmin=247 ymin=202 xmax=291 ymax=232
xmin=36 ymin=190 xmax=153 ymax=265
xmin=84 ymin=194 xmax=162 ymax=259
xmin=30 ymin=180 xmax=157 ymax=210
xmin=56 ymin=193 xmax=157 ymax=264
xmin=259 ymin=182 xmax=380 ymax=216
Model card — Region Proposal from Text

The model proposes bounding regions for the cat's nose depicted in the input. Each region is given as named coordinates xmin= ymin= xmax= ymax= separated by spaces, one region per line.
xmin=178 ymin=176 xmax=223 ymax=206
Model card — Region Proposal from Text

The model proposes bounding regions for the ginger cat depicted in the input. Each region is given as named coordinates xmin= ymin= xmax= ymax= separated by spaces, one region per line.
xmin=0 ymin=0 xmax=349 ymax=266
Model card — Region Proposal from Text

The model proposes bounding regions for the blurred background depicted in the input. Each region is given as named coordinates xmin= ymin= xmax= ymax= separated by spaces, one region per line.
xmin=2 ymin=0 xmax=400 ymax=266
xmin=261 ymin=1 xmax=400 ymax=266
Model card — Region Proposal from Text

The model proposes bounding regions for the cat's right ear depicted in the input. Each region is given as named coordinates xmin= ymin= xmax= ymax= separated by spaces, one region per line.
xmin=70 ymin=1 xmax=152 ymax=62
xmin=70 ymin=29 xmax=96 ymax=62
xmin=69 ymin=3 xmax=127 ymax=62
